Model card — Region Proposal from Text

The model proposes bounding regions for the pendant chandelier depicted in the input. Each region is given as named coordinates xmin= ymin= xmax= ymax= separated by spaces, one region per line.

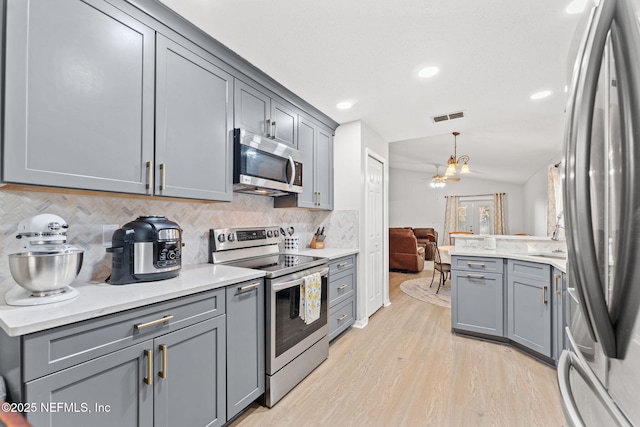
xmin=444 ymin=131 xmax=470 ymax=176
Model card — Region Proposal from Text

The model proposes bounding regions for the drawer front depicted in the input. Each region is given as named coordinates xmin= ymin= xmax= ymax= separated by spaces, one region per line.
xmin=329 ymin=255 xmax=356 ymax=276
xmin=23 ymin=287 xmax=226 ymax=381
xmin=329 ymin=297 xmax=355 ymax=341
xmin=329 ymin=269 xmax=355 ymax=306
xmin=507 ymin=259 xmax=551 ymax=281
xmin=451 ymin=256 xmax=503 ymax=273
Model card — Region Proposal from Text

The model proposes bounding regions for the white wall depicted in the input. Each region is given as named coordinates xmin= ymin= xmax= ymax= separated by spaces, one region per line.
xmin=389 ymin=167 xmax=526 ymax=241
xmin=523 ymin=166 xmax=549 ymax=236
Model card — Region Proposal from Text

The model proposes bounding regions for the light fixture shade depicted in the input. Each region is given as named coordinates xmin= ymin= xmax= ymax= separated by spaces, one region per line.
xmin=460 ymin=162 xmax=470 ymax=174
xmin=445 ymin=163 xmax=456 ymax=176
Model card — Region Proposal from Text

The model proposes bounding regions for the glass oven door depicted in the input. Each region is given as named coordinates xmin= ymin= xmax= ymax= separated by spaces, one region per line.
xmin=266 ymin=265 xmax=329 ymax=375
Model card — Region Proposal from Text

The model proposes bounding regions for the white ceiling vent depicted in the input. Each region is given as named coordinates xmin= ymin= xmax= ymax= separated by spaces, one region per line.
xmin=432 ymin=111 xmax=465 ymax=123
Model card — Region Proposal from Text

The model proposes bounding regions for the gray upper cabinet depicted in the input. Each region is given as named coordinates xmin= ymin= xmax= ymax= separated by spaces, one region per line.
xmin=274 ymin=116 xmax=333 ymax=210
xmin=3 ymin=0 xmax=155 ymax=194
xmin=234 ymin=79 xmax=298 ymax=148
xmin=506 ymin=260 xmax=552 ymax=357
xmin=155 ymin=34 xmax=233 ymax=201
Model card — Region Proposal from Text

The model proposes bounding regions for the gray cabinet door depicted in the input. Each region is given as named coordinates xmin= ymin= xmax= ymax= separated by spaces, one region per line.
xmin=153 ymin=316 xmax=226 ymax=427
xmin=226 ymin=280 xmax=265 ymax=419
xmin=507 ymin=274 xmax=552 ymax=357
xmin=295 ymin=117 xmax=317 ymax=208
xmin=552 ymin=268 xmax=569 ymax=361
xmin=451 ymin=271 xmax=504 ymax=336
xmin=3 ymin=0 xmax=155 ymax=193
xmin=315 ymin=127 xmax=333 ymax=210
xmin=25 ymin=341 xmax=154 ymax=427
xmin=155 ymin=34 xmax=233 ymax=201
xmin=270 ymin=100 xmax=298 ymax=148
xmin=234 ymin=80 xmax=270 ymax=136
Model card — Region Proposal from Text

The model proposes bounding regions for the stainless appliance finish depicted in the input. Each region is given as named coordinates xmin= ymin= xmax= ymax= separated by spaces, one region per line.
xmin=8 ymin=250 xmax=83 ymax=294
xmin=209 ymin=226 xmax=329 ymax=407
xmin=558 ymin=0 xmax=640 ymax=425
xmin=232 ymin=128 xmax=303 ymax=197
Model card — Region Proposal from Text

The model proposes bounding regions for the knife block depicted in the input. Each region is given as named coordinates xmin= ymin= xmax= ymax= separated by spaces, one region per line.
xmin=309 ymin=235 xmax=325 ymax=249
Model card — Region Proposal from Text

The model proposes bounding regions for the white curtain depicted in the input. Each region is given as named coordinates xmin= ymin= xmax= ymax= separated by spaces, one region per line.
xmin=493 ymin=193 xmax=506 ymax=235
xmin=443 ymin=196 xmax=459 ymax=245
xmin=547 ymin=164 xmax=563 ymax=236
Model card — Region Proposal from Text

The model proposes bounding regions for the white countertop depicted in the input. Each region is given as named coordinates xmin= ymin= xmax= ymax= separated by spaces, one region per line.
xmin=0 ymin=264 xmax=265 ymax=337
xmin=291 ymin=247 xmax=359 ymax=259
xmin=449 ymin=249 xmax=567 ymax=272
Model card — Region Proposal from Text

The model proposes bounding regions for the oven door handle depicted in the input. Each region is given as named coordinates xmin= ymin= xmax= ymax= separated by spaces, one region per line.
xmin=271 ymin=267 xmax=329 ymax=292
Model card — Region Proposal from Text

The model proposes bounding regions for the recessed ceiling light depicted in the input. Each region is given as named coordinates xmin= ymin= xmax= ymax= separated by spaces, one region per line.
xmin=336 ymin=101 xmax=354 ymax=110
xmin=566 ymin=0 xmax=587 ymax=14
xmin=530 ymin=90 xmax=552 ymax=100
xmin=418 ymin=66 xmax=439 ymax=78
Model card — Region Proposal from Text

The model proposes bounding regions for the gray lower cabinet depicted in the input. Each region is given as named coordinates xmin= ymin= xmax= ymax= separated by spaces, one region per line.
xmin=328 ymin=255 xmax=357 ymax=341
xmin=154 ymin=33 xmax=233 ymax=201
xmin=506 ymin=260 xmax=552 ymax=357
xmin=225 ymin=280 xmax=265 ymax=420
xmin=3 ymin=0 xmax=155 ymax=194
xmin=552 ymin=268 xmax=570 ymax=361
xmin=274 ymin=116 xmax=334 ymax=210
xmin=2 ymin=279 xmax=265 ymax=426
xmin=451 ymin=268 xmax=504 ymax=336
xmin=234 ymin=79 xmax=298 ymax=148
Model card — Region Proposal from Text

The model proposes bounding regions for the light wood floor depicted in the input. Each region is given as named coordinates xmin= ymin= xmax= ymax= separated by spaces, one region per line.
xmin=229 ymin=269 xmax=566 ymax=427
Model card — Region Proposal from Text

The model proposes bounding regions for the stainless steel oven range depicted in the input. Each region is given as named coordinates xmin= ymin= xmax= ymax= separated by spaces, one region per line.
xmin=209 ymin=226 xmax=329 ymax=407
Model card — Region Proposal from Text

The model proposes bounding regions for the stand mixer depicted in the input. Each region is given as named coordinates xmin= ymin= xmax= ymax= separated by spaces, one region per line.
xmin=5 ymin=214 xmax=83 ymax=306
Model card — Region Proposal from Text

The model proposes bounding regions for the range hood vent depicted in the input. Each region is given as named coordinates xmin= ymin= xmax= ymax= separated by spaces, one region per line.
xmin=432 ymin=111 xmax=465 ymax=123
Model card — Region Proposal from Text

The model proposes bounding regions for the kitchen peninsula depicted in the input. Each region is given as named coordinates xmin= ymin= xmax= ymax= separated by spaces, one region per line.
xmin=449 ymin=234 xmax=568 ymax=365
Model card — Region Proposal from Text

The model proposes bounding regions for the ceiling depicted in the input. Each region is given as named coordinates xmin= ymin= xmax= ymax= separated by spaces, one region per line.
xmin=158 ymin=0 xmax=586 ymax=184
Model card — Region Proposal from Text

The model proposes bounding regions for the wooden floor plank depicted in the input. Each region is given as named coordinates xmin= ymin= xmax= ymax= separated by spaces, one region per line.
xmin=229 ymin=269 xmax=566 ymax=426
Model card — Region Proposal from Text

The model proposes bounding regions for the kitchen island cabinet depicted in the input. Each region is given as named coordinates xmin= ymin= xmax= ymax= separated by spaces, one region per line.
xmin=0 ymin=275 xmax=264 ymax=426
xmin=328 ymin=255 xmax=357 ymax=341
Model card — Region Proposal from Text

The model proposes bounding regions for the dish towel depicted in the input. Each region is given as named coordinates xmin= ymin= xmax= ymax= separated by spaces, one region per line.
xmin=300 ymin=272 xmax=322 ymax=325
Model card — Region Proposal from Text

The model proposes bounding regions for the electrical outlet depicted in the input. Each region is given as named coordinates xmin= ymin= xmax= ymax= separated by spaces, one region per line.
xmin=102 ymin=224 xmax=119 ymax=246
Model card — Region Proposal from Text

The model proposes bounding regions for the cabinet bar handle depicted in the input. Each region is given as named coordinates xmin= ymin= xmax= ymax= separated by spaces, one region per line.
xmin=239 ymin=282 xmax=261 ymax=292
xmin=543 ymin=286 xmax=548 ymax=304
xmin=554 ymin=274 xmax=563 ymax=295
xmin=272 ymin=121 xmax=277 ymax=139
xmin=338 ymin=284 xmax=348 ymax=290
xmin=159 ymin=344 xmax=168 ymax=379
xmin=146 ymin=161 xmax=153 ymax=190
xmin=318 ymin=192 xmax=322 ymax=207
xmin=337 ymin=262 xmax=348 ymax=268
xmin=160 ymin=163 xmax=166 ymax=191
xmin=144 ymin=349 xmax=153 ymax=385
xmin=266 ymin=119 xmax=271 ymax=137
xmin=466 ymin=273 xmax=485 ymax=279
xmin=468 ymin=262 xmax=485 ymax=268
xmin=338 ymin=314 xmax=347 ymax=321
xmin=135 ymin=315 xmax=174 ymax=330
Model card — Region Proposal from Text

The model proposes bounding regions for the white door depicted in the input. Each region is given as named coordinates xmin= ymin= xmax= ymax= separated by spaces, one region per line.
xmin=366 ymin=154 xmax=384 ymax=316
xmin=457 ymin=196 xmax=494 ymax=235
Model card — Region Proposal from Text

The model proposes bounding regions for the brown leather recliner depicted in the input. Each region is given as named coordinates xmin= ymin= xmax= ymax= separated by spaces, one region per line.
xmin=412 ymin=228 xmax=438 ymax=261
xmin=389 ymin=228 xmax=425 ymax=272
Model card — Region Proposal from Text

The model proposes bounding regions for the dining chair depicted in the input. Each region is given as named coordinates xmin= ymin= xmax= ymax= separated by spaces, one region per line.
xmin=430 ymin=242 xmax=451 ymax=294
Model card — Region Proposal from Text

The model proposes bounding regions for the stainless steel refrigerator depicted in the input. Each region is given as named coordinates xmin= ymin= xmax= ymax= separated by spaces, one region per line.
xmin=559 ymin=0 xmax=640 ymax=425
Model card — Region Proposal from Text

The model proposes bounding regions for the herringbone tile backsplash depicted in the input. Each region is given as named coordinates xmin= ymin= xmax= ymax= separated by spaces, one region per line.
xmin=0 ymin=189 xmax=358 ymax=290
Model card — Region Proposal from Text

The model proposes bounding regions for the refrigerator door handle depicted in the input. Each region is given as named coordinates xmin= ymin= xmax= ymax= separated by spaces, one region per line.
xmin=558 ymin=351 xmax=587 ymax=427
xmin=564 ymin=0 xmax=617 ymax=358
xmin=608 ymin=0 xmax=640 ymax=358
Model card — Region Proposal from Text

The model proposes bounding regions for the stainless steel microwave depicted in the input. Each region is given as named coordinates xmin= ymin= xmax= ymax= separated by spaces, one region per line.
xmin=233 ymin=128 xmax=303 ymax=196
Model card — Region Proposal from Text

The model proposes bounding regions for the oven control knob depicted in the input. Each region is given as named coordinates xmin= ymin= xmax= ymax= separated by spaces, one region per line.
xmin=267 ymin=230 xmax=273 ymax=238
xmin=274 ymin=230 xmax=279 ymax=237
xmin=217 ymin=234 xmax=225 ymax=243
xmin=227 ymin=233 xmax=235 ymax=242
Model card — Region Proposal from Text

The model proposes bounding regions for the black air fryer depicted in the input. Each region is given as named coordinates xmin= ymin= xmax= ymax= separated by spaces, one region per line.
xmin=106 ymin=216 xmax=182 ymax=285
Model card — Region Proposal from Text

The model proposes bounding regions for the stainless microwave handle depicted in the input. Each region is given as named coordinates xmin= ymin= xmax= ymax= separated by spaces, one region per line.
xmin=271 ymin=267 xmax=330 ymax=292
xmin=286 ymin=156 xmax=296 ymax=186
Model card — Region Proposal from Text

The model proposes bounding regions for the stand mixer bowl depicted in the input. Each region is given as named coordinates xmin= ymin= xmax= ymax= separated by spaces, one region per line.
xmin=8 ymin=250 xmax=83 ymax=294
